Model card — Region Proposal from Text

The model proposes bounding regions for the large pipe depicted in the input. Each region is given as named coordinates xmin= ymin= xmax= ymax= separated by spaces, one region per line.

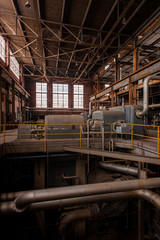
xmin=98 ymin=161 xmax=147 ymax=179
xmin=3 ymin=177 xmax=160 ymax=212
xmin=58 ymin=205 xmax=99 ymax=240
xmin=136 ymin=75 xmax=160 ymax=118
xmin=1 ymin=189 xmax=160 ymax=214
xmin=88 ymin=101 xmax=93 ymax=118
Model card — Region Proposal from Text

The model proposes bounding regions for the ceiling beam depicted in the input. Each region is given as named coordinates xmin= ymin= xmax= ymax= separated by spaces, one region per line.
xmin=11 ymin=0 xmax=35 ymax=66
xmin=73 ymin=0 xmax=135 ymax=83
xmin=86 ymin=0 xmax=146 ymax=78
xmin=65 ymin=0 xmax=92 ymax=76
xmin=56 ymin=0 xmax=65 ymax=75
xmin=74 ymin=0 xmax=118 ymax=78
xmin=36 ymin=0 xmax=49 ymax=82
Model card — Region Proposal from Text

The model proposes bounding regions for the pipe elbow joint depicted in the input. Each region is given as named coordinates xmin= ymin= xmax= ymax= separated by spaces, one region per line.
xmin=136 ymin=110 xmax=143 ymax=119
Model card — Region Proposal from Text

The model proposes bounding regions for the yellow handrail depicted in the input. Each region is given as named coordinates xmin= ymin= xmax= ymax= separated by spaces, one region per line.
xmin=1 ymin=122 xmax=160 ymax=157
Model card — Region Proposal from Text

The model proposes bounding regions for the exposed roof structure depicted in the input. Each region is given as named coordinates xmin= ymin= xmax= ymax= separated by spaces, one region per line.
xmin=0 ymin=0 xmax=160 ymax=84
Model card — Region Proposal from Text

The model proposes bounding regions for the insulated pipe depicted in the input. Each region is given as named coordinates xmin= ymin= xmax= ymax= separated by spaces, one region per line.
xmin=58 ymin=205 xmax=99 ymax=240
xmin=12 ymin=177 xmax=160 ymax=211
xmin=1 ymin=189 xmax=160 ymax=214
xmin=136 ymin=75 xmax=160 ymax=118
xmin=88 ymin=101 xmax=93 ymax=118
xmin=98 ymin=161 xmax=147 ymax=179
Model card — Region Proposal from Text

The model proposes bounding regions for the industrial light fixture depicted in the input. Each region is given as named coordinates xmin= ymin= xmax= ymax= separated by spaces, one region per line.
xmin=25 ymin=1 xmax=31 ymax=9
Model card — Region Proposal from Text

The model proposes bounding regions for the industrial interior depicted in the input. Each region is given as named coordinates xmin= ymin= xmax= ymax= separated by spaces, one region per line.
xmin=1 ymin=0 xmax=160 ymax=239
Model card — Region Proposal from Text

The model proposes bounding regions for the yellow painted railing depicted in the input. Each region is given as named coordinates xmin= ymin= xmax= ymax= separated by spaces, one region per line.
xmin=0 ymin=122 xmax=160 ymax=157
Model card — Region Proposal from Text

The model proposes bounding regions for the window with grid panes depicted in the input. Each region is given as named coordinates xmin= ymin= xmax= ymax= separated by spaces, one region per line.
xmin=0 ymin=36 xmax=5 ymax=62
xmin=53 ymin=84 xmax=68 ymax=108
xmin=10 ymin=50 xmax=19 ymax=79
xmin=73 ymin=85 xmax=84 ymax=108
xmin=36 ymin=82 xmax=47 ymax=108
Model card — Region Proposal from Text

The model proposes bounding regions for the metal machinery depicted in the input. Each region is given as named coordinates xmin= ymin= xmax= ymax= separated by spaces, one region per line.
xmin=45 ymin=114 xmax=85 ymax=139
xmin=8 ymin=99 xmax=160 ymax=240
xmin=90 ymin=105 xmax=144 ymax=136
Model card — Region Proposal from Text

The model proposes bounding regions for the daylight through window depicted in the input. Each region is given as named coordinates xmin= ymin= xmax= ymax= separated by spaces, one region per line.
xmin=36 ymin=82 xmax=47 ymax=108
xmin=0 ymin=36 xmax=5 ymax=62
xmin=53 ymin=84 xmax=68 ymax=108
xmin=73 ymin=85 xmax=83 ymax=108
xmin=10 ymin=50 xmax=19 ymax=79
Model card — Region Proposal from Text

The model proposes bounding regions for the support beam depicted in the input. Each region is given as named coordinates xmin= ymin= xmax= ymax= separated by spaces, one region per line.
xmin=36 ymin=0 xmax=49 ymax=82
xmin=114 ymin=56 xmax=119 ymax=82
xmin=73 ymin=0 xmax=135 ymax=83
xmin=65 ymin=0 xmax=92 ymax=76
xmin=11 ymin=0 xmax=35 ymax=66
xmin=133 ymin=41 xmax=139 ymax=72
xmin=90 ymin=57 xmax=160 ymax=101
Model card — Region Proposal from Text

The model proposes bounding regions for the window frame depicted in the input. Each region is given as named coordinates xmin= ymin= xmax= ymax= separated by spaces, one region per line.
xmin=0 ymin=36 xmax=6 ymax=62
xmin=52 ymin=83 xmax=69 ymax=108
xmin=36 ymin=82 xmax=47 ymax=108
xmin=10 ymin=50 xmax=20 ymax=79
xmin=73 ymin=85 xmax=84 ymax=109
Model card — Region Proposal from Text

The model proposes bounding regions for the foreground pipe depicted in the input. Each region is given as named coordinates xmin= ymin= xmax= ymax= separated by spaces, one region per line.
xmin=1 ymin=189 xmax=160 ymax=214
xmin=98 ymin=161 xmax=147 ymax=178
xmin=14 ymin=177 xmax=160 ymax=211
xmin=136 ymin=75 xmax=160 ymax=118
xmin=1 ymin=177 xmax=160 ymax=212
xmin=58 ymin=205 xmax=99 ymax=239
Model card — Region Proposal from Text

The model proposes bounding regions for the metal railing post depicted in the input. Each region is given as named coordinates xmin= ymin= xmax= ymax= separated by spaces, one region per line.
xmin=111 ymin=123 xmax=113 ymax=138
xmin=131 ymin=124 xmax=134 ymax=149
xmin=80 ymin=125 xmax=82 ymax=148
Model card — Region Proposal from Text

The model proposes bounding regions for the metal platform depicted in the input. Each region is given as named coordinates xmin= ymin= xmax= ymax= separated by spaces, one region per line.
xmin=64 ymin=146 xmax=160 ymax=165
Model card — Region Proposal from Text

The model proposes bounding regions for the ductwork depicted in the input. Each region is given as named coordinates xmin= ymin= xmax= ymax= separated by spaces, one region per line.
xmin=136 ymin=75 xmax=160 ymax=118
xmin=98 ymin=161 xmax=147 ymax=179
xmin=1 ymin=177 xmax=160 ymax=213
xmin=58 ymin=205 xmax=99 ymax=240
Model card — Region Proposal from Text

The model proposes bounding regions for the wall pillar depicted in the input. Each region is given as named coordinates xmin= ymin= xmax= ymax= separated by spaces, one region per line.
xmin=47 ymin=82 xmax=52 ymax=108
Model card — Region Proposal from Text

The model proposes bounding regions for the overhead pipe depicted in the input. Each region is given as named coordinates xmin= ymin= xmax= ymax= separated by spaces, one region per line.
xmin=136 ymin=75 xmax=160 ymax=118
xmin=58 ymin=205 xmax=99 ymax=240
xmin=1 ymin=189 xmax=160 ymax=215
xmin=98 ymin=161 xmax=147 ymax=179
xmin=2 ymin=177 xmax=160 ymax=212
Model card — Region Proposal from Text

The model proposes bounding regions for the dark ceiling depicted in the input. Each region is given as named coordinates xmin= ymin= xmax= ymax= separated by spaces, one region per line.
xmin=0 ymin=0 xmax=160 ymax=84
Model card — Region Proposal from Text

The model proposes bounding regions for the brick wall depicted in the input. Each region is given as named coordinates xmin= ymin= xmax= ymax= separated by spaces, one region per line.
xmin=25 ymin=79 xmax=93 ymax=118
